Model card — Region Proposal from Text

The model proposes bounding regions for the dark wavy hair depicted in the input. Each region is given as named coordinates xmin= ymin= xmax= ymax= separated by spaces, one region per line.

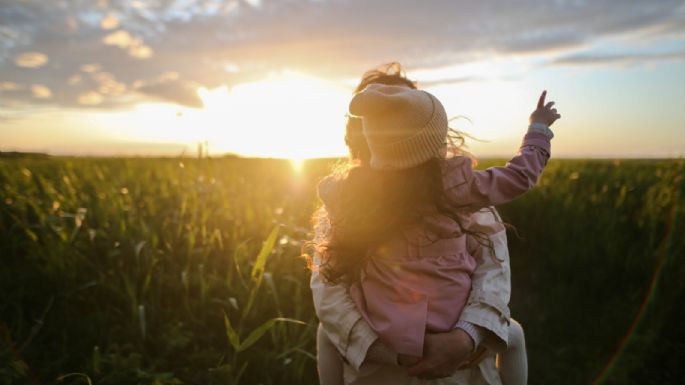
xmin=308 ymin=62 xmax=491 ymax=285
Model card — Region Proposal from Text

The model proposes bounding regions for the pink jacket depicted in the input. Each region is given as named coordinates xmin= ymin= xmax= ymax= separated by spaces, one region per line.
xmin=310 ymin=207 xmax=511 ymax=385
xmin=320 ymin=131 xmax=551 ymax=357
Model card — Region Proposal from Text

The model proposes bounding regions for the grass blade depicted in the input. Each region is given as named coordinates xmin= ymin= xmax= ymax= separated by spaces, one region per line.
xmin=238 ymin=317 xmax=305 ymax=352
xmin=224 ymin=311 xmax=240 ymax=351
xmin=251 ymin=226 xmax=279 ymax=283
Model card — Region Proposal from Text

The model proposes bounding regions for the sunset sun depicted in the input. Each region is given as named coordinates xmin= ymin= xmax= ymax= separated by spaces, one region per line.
xmin=194 ymin=71 xmax=350 ymax=159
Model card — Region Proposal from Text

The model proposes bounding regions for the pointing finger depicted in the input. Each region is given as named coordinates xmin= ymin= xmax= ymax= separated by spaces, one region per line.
xmin=537 ymin=90 xmax=547 ymax=109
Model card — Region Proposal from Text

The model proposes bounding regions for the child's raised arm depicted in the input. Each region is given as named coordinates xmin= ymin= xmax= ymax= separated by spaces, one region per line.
xmin=443 ymin=91 xmax=560 ymax=209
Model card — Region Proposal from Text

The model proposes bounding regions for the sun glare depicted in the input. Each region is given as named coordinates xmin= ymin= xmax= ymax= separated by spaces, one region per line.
xmin=86 ymin=68 xmax=533 ymax=159
xmin=96 ymin=71 xmax=351 ymax=159
xmin=196 ymin=71 xmax=350 ymax=159
xmin=289 ymin=157 xmax=306 ymax=173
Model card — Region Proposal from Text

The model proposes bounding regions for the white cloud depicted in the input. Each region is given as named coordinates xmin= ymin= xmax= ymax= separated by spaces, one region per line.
xmin=0 ymin=81 xmax=23 ymax=91
xmin=102 ymin=30 xmax=153 ymax=59
xmin=14 ymin=52 xmax=49 ymax=68
xmin=102 ymin=30 xmax=134 ymax=48
xmin=31 ymin=84 xmax=52 ymax=99
xmin=551 ymin=50 xmax=685 ymax=67
xmin=100 ymin=13 xmax=120 ymax=30
xmin=78 ymin=91 xmax=104 ymax=105
xmin=81 ymin=64 xmax=101 ymax=73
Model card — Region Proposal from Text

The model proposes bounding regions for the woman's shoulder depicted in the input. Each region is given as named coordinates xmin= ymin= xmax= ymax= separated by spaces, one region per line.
xmin=317 ymin=174 xmax=343 ymax=206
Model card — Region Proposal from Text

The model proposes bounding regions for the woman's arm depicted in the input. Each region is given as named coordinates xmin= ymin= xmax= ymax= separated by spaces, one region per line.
xmin=310 ymin=207 xmax=379 ymax=370
xmin=311 ymin=268 xmax=379 ymax=370
xmin=458 ymin=207 xmax=512 ymax=353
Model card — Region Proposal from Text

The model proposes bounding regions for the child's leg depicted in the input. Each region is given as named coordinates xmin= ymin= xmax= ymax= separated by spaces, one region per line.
xmin=498 ymin=318 xmax=528 ymax=385
xmin=317 ymin=322 xmax=344 ymax=385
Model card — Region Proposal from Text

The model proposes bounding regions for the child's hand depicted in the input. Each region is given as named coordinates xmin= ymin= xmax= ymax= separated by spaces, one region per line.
xmin=529 ymin=90 xmax=561 ymax=127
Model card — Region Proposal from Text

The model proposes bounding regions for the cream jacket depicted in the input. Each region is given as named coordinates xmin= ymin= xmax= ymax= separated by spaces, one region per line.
xmin=310 ymin=207 xmax=512 ymax=385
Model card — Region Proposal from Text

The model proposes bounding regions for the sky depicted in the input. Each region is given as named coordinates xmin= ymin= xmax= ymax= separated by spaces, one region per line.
xmin=1 ymin=0 xmax=684 ymax=159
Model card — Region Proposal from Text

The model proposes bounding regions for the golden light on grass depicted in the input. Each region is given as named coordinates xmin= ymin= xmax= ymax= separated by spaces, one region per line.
xmin=290 ymin=158 xmax=306 ymax=173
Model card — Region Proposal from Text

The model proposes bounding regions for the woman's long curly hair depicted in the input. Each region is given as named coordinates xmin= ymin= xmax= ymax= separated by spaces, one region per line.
xmin=308 ymin=62 xmax=491 ymax=285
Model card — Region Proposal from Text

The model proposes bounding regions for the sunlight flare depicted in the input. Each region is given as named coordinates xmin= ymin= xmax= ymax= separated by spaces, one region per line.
xmin=290 ymin=157 xmax=306 ymax=173
xmin=87 ymin=71 xmax=352 ymax=158
xmin=196 ymin=71 xmax=350 ymax=159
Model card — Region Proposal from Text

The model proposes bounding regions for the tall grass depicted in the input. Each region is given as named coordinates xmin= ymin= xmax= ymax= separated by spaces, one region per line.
xmin=1 ymin=157 xmax=683 ymax=385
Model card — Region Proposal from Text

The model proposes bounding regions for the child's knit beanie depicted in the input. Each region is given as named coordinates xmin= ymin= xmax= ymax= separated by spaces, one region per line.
xmin=348 ymin=84 xmax=448 ymax=170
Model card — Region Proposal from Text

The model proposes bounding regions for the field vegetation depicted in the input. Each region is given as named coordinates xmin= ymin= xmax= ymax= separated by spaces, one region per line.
xmin=1 ymin=157 xmax=683 ymax=385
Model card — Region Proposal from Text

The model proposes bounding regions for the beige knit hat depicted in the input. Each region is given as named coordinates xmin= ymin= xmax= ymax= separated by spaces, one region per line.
xmin=348 ymin=84 xmax=448 ymax=170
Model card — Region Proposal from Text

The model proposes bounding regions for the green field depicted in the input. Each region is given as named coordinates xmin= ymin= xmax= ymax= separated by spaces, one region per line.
xmin=1 ymin=157 xmax=684 ymax=385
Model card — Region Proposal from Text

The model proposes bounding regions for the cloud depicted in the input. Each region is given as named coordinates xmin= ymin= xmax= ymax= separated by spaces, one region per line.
xmin=78 ymin=91 xmax=104 ymax=106
xmin=0 ymin=81 xmax=23 ymax=91
xmin=0 ymin=114 xmax=16 ymax=123
xmin=0 ymin=0 xmax=683 ymax=110
xmin=91 ymin=71 xmax=127 ymax=95
xmin=30 ymin=84 xmax=52 ymax=99
xmin=102 ymin=30 xmax=135 ymax=48
xmin=132 ymin=71 xmax=202 ymax=107
xmin=81 ymin=64 xmax=101 ymax=73
xmin=102 ymin=29 xmax=153 ymax=59
xmin=551 ymin=51 xmax=685 ymax=67
xmin=137 ymin=80 xmax=203 ymax=108
xmin=100 ymin=13 xmax=119 ymax=30
xmin=418 ymin=76 xmax=483 ymax=88
xmin=14 ymin=51 xmax=48 ymax=68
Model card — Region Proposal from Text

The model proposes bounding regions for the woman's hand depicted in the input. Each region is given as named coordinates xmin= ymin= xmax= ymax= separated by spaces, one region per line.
xmin=405 ymin=328 xmax=474 ymax=380
xmin=397 ymin=354 xmax=421 ymax=367
xmin=529 ymin=90 xmax=561 ymax=127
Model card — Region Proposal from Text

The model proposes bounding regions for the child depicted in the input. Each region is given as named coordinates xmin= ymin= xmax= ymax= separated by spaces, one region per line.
xmin=314 ymin=84 xmax=559 ymax=384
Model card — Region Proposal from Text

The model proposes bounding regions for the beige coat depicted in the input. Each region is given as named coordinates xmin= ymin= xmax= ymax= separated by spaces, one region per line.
xmin=311 ymin=207 xmax=512 ymax=385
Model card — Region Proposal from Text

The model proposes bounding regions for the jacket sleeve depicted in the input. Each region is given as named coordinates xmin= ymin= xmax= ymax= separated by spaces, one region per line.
xmin=459 ymin=207 xmax=512 ymax=353
xmin=443 ymin=131 xmax=551 ymax=209
xmin=310 ymin=207 xmax=379 ymax=370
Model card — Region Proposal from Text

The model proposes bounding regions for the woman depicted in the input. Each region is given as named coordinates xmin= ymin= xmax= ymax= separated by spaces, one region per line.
xmin=310 ymin=63 xmax=524 ymax=385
